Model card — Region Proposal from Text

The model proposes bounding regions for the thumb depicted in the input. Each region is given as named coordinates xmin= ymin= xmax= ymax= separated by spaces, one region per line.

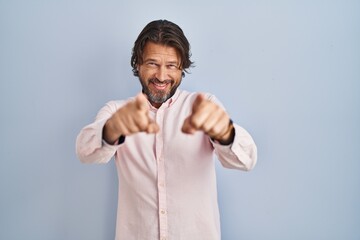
xmin=192 ymin=93 xmax=206 ymax=112
xmin=135 ymin=93 xmax=149 ymax=111
xmin=181 ymin=116 xmax=196 ymax=134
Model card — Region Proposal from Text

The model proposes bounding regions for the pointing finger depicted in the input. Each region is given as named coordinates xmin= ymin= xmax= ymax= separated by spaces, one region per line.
xmin=192 ymin=93 xmax=206 ymax=112
xmin=135 ymin=93 xmax=149 ymax=111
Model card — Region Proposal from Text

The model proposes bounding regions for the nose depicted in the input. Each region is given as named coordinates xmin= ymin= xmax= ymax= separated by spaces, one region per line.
xmin=155 ymin=65 xmax=168 ymax=81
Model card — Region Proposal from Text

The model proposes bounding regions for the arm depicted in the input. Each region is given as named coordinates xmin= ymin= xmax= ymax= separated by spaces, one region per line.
xmin=182 ymin=93 xmax=257 ymax=171
xmin=212 ymin=124 xmax=257 ymax=171
xmin=75 ymin=94 xmax=159 ymax=164
xmin=75 ymin=101 xmax=124 ymax=164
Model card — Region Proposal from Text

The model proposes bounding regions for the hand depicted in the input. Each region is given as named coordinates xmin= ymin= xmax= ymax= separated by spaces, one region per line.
xmin=103 ymin=93 xmax=159 ymax=144
xmin=182 ymin=94 xmax=234 ymax=144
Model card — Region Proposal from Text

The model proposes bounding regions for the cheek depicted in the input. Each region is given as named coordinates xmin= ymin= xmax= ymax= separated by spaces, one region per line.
xmin=138 ymin=71 xmax=149 ymax=83
xmin=139 ymin=69 xmax=156 ymax=80
xmin=173 ymin=73 xmax=182 ymax=84
xmin=138 ymin=67 xmax=145 ymax=77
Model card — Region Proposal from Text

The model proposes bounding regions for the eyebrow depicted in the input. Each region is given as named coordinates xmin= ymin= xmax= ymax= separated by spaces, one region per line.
xmin=144 ymin=58 xmax=158 ymax=63
xmin=144 ymin=58 xmax=179 ymax=65
xmin=167 ymin=61 xmax=179 ymax=65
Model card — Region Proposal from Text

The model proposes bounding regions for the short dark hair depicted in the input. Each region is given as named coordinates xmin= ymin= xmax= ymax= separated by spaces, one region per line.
xmin=131 ymin=19 xmax=194 ymax=77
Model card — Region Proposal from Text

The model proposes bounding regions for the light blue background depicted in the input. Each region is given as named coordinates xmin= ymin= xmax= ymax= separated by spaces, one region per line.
xmin=1 ymin=0 xmax=359 ymax=239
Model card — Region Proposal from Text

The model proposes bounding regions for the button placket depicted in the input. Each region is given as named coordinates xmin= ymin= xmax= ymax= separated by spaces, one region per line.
xmin=155 ymin=109 xmax=168 ymax=240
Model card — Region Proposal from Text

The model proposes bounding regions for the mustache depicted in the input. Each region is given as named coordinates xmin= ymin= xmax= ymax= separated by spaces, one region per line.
xmin=149 ymin=78 xmax=173 ymax=85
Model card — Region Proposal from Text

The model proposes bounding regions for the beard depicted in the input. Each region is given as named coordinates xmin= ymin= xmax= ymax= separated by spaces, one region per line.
xmin=139 ymin=77 xmax=182 ymax=105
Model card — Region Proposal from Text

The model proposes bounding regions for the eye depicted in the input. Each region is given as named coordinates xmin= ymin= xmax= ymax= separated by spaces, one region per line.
xmin=146 ymin=62 xmax=158 ymax=68
xmin=167 ymin=64 xmax=178 ymax=69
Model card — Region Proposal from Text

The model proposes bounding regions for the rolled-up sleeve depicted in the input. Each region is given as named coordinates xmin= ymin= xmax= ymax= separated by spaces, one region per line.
xmin=75 ymin=100 xmax=125 ymax=164
xmin=212 ymin=124 xmax=257 ymax=171
xmin=206 ymin=94 xmax=257 ymax=171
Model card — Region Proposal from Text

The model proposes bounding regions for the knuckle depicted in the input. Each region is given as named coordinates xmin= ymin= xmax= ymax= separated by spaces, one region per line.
xmin=214 ymin=106 xmax=223 ymax=116
xmin=130 ymin=125 xmax=141 ymax=134
xmin=137 ymin=116 xmax=149 ymax=130
xmin=213 ymin=125 xmax=223 ymax=135
xmin=201 ymin=123 xmax=211 ymax=133
xmin=122 ymin=129 xmax=130 ymax=136
xmin=190 ymin=117 xmax=201 ymax=128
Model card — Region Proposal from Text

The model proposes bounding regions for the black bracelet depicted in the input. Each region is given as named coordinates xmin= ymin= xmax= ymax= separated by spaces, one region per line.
xmin=118 ymin=135 xmax=126 ymax=144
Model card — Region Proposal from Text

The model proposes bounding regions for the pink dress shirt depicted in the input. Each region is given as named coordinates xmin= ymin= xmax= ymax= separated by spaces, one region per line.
xmin=76 ymin=89 xmax=257 ymax=240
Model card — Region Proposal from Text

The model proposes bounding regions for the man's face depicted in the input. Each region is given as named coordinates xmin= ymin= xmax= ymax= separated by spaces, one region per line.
xmin=137 ymin=42 xmax=183 ymax=108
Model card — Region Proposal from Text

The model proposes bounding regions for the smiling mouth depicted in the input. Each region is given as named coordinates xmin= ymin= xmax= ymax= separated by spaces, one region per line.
xmin=150 ymin=78 xmax=173 ymax=91
xmin=152 ymin=82 xmax=168 ymax=90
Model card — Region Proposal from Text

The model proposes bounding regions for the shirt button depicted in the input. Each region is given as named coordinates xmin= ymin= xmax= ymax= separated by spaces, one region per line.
xmin=160 ymin=209 xmax=166 ymax=214
xmin=161 ymin=237 xmax=166 ymax=240
xmin=158 ymin=182 xmax=164 ymax=187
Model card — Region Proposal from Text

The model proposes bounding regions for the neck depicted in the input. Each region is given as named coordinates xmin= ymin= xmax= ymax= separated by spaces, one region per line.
xmin=151 ymin=102 xmax=162 ymax=109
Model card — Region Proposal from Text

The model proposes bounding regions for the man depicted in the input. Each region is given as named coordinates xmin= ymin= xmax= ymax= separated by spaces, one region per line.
xmin=76 ymin=19 xmax=257 ymax=240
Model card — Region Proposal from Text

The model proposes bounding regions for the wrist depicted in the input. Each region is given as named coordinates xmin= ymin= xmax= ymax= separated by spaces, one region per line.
xmin=103 ymin=119 xmax=121 ymax=145
xmin=213 ymin=119 xmax=235 ymax=145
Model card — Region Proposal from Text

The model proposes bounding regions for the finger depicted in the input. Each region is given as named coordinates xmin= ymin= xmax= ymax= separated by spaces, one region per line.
xmin=200 ymin=107 xmax=223 ymax=133
xmin=135 ymin=93 xmax=149 ymax=111
xmin=144 ymin=111 xmax=159 ymax=133
xmin=133 ymin=107 xmax=159 ymax=133
xmin=208 ymin=115 xmax=230 ymax=139
xmin=112 ymin=114 xmax=137 ymax=136
xmin=133 ymin=114 xmax=150 ymax=131
xmin=190 ymin=101 xmax=215 ymax=130
xmin=181 ymin=117 xmax=196 ymax=134
xmin=124 ymin=116 xmax=143 ymax=134
xmin=146 ymin=122 xmax=160 ymax=134
xmin=192 ymin=93 xmax=206 ymax=112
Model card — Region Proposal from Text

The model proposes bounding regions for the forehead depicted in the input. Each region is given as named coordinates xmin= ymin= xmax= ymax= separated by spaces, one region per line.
xmin=142 ymin=42 xmax=180 ymax=61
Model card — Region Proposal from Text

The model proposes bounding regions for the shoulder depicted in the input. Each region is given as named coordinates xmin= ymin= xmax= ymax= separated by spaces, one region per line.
xmin=100 ymin=96 xmax=135 ymax=113
xmin=103 ymin=99 xmax=127 ymax=110
xmin=177 ymin=89 xmax=216 ymax=102
xmin=178 ymin=89 xmax=226 ymax=110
